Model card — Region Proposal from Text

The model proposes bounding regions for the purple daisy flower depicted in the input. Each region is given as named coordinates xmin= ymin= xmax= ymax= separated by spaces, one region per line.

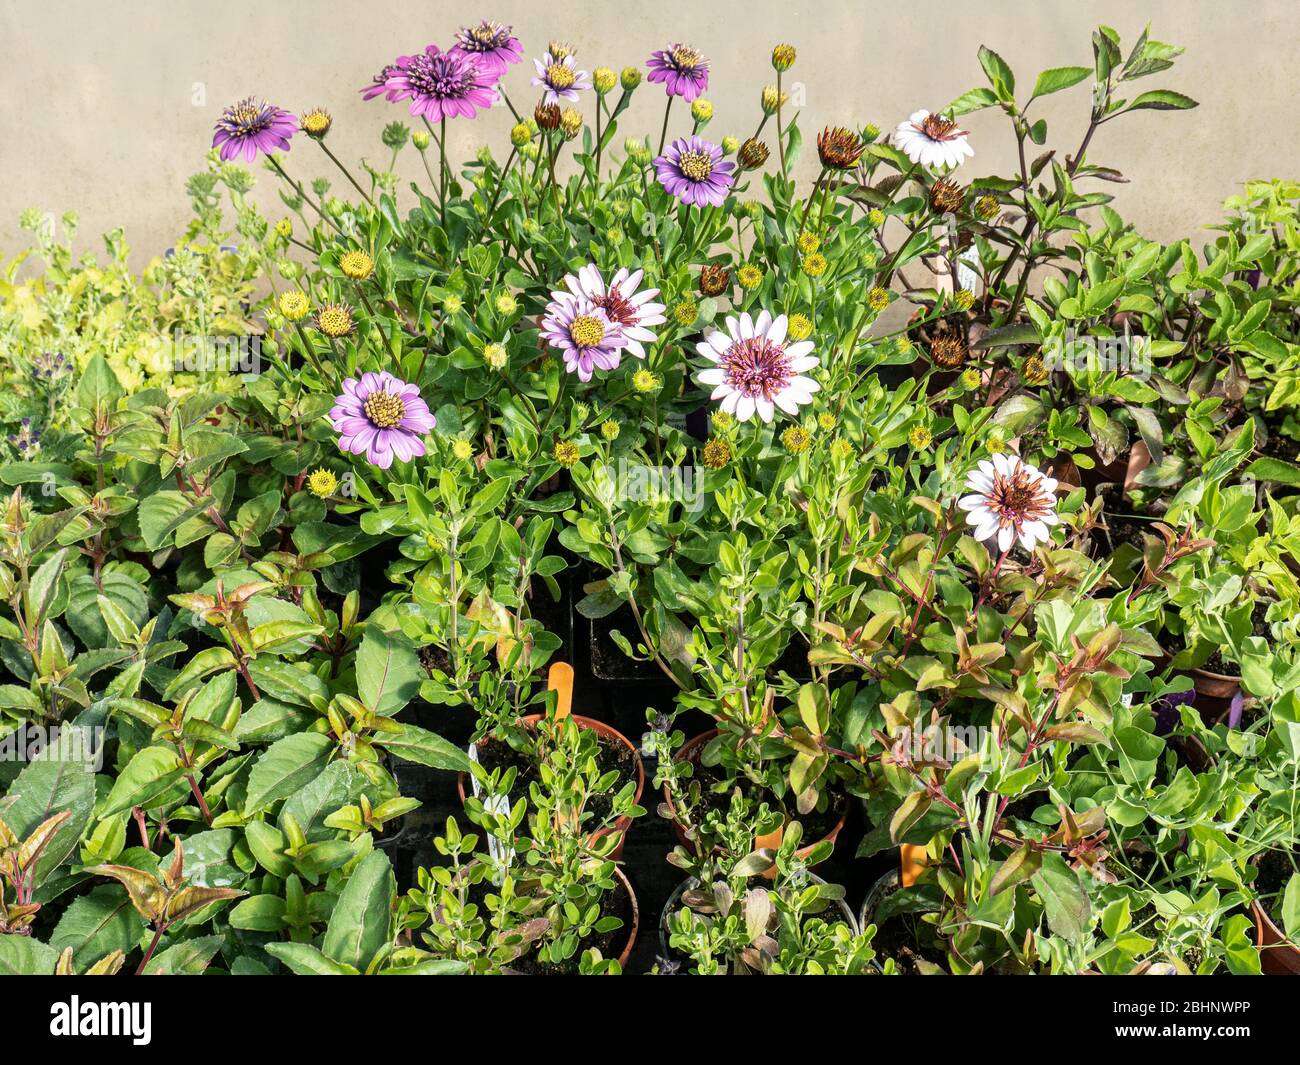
xmin=360 ymin=63 xmax=402 ymax=101
xmin=530 ymin=51 xmax=591 ymax=104
xmin=383 ymin=45 xmax=498 ymax=121
xmin=645 ymin=43 xmax=710 ymax=101
xmin=540 ymin=295 xmax=627 ymax=382
xmin=212 ymin=99 xmax=297 ymax=162
xmin=654 ymin=137 xmax=735 ymax=207
xmin=451 ymin=20 xmax=524 ymax=78
xmin=329 ymin=372 xmax=436 ymax=469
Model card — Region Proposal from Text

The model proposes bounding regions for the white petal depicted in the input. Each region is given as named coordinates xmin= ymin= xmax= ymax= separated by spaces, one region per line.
xmin=997 ymin=526 xmax=1015 ymax=552
xmin=698 ymin=368 xmax=726 ymax=385
xmin=957 ymin=493 xmax=988 ymax=511
xmin=739 ymin=312 xmax=755 ymax=339
xmin=756 ymin=398 xmax=775 ymax=422
xmin=720 ymin=390 xmax=740 ymax=414
xmin=736 ymin=394 xmax=756 ymax=421
xmin=769 ymin=315 xmax=788 ymax=344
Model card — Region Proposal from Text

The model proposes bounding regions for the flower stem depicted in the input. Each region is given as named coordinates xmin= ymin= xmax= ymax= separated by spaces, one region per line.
xmin=657 ymin=96 xmax=674 ymax=155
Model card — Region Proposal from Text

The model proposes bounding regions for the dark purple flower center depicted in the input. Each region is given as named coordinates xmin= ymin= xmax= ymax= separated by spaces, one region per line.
xmin=458 ymin=21 xmax=511 ymax=52
xmin=591 ymin=291 xmax=636 ymax=327
xmin=721 ymin=338 xmax=792 ymax=400
xmin=407 ymin=52 xmax=478 ymax=100
xmin=364 ymin=391 xmax=406 ymax=429
xmin=219 ymin=98 xmax=278 ymax=137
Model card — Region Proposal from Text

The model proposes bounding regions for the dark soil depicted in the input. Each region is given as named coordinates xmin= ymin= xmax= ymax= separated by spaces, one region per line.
xmin=680 ymin=742 xmax=848 ymax=844
xmin=1255 ymin=848 xmax=1297 ymax=906
xmin=863 ymin=877 xmax=944 ymax=975
xmin=476 ymin=726 xmax=637 ymax=823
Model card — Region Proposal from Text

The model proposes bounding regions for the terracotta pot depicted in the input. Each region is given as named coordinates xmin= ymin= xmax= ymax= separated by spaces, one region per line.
xmin=612 ymin=866 xmax=640 ymax=969
xmin=1189 ymin=667 xmax=1242 ymax=726
xmin=658 ymin=872 xmax=855 ymax=968
xmin=456 ymin=714 xmax=645 ymax=861
xmin=505 ymin=866 xmax=640 ymax=973
xmin=1076 ymin=440 xmax=1151 ymax=498
xmin=1252 ymin=898 xmax=1300 ymax=975
xmin=662 ymin=729 xmax=847 ymax=878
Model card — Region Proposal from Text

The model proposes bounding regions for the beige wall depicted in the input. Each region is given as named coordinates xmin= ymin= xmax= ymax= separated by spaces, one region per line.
xmin=2 ymin=0 xmax=1297 ymax=264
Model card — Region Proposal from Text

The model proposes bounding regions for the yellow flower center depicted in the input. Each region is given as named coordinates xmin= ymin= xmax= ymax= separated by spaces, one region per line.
xmin=547 ymin=64 xmax=575 ymax=89
xmin=317 ymin=306 xmax=353 ymax=336
xmin=340 ymin=251 xmax=373 ymax=280
xmin=308 ymin=469 xmax=338 ymax=497
xmin=570 ymin=314 xmax=605 ymax=348
xmin=302 ymin=110 xmax=331 ymax=135
xmin=671 ymin=45 xmax=702 ymax=70
xmin=678 ymin=150 xmax=713 ymax=181
xmin=363 ymin=391 xmax=406 ymax=429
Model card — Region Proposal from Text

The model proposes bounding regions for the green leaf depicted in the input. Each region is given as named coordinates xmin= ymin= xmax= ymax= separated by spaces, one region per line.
xmin=374 ymin=723 xmax=473 ymax=773
xmin=244 ymin=732 xmax=335 ymax=814
xmin=266 ymin=941 xmax=359 ymax=975
xmin=977 ymin=45 xmax=1015 ymax=99
xmin=1282 ymin=873 xmax=1300 ymax=939
xmin=322 ymin=849 xmax=395 ymax=970
xmin=142 ymin=934 xmax=225 ymax=975
xmin=0 ymin=934 xmax=59 ymax=975
xmin=3 ymin=726 xmax=97 ymax=884
xmin=1030 ymin=66 xmax=1091 ymax=101
xmin=1031 ymin=852 xmax=1091 ymax=942
xmin=1246 ymin=457 xmax=1300 ymax=486
xmin=100 ymin=745 xmax=187 ymax=817
xmin=49 ymin=886 xmax=145 ymax=972
xmin=77 ymin=354 xmax=124 ymax=417
xmin=1124 ymin=89 xmax=1197 ymax=112
xmin=356 ymin=627 xmax=423 ymax=716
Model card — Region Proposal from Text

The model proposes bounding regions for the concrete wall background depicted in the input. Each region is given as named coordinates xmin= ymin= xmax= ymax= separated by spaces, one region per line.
xmin=2 ymin=0 xmax=1296 ymax=263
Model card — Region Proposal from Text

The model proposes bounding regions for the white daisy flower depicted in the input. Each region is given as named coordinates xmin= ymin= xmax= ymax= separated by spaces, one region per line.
xmin=957 ymin=454 xmax=1059 ymax=553
xmin=530 ymin=52 xmax=592 ymax=104
xmin=554 ymin=264 xmax=666 ymax=359
xmin=695 ymin=311 xmax=819 ymax=423
xmin=893 ymin=110 xmax=974 ymax=170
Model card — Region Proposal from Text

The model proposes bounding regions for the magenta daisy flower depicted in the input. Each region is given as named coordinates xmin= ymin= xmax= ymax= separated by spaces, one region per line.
xmin=383 ymin=45 xmax=498 ymax=121
xmin=654 ymin=137 xmax=735 ymax=207
xmin=212 ymin=99 xmax=297 ymax=162
xmin=451 ymin=20 xmax=524 ymax=78
xmin=645 ymin=44 xmax=710 ymax=101
xmin=696 ymin=311 xmax=820 ymax=423
xmin=555 ymin=265 xmax=665 ymax=359
xmin=530 ymin=52 xmax=591 ymax=104
xmin=540 ymin=295 xmax=628 ymax=382
xmin=359 ymin=63 xmax=401 ymax=101
xmin=329 ymin=372 xmax=436 ymax=469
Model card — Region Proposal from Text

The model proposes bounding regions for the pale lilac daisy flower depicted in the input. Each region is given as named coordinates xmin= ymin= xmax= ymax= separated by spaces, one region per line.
xmin=383 ymin=45 xmax=498 ymax=121
xmin=329 ymin=372 xmax=436 ymax=469
xmin=893 ymin=110 xmax=974 ymax=170
xmin=957 ymin=454 xmax=1059 ymax=553
xmin=531 ymin=52 xmax=591 ymax=104
xmin=212 ymin=99 xmax=297 ymax=162
xmin=645 ymin=43 xmax=710 ymax=101
xmin=654 ymin=137 xmax=734 ymax=207
xmin=695 ymin=311 xmax=819 ymax=423
xmin=540 ymin=295 xmax=627 ymax=382
xmin=451 ymin=20 xmax=524 ymax=78
xmin=555 ymin=265 xmax=666 ymax=359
